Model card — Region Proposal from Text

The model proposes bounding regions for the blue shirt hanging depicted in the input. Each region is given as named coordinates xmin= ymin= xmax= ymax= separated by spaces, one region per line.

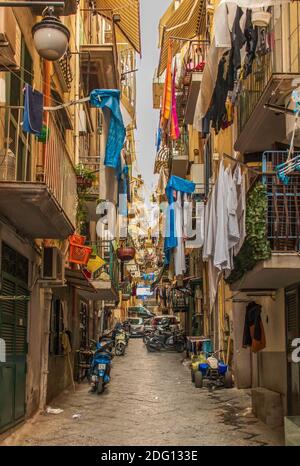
xmin=164 ymin=176 xmax=195 ymax=265
xmin=90 ymin=89 xmax=126 ymax=170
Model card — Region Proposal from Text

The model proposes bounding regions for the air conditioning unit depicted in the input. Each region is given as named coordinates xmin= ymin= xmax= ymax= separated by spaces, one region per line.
xmin=41 ymin=247 xmax=65 ymax=285
xmin=0 ymin=8 xmax=21 ymax=70
xmin=0 ymin=149 xmax=16 ymax=181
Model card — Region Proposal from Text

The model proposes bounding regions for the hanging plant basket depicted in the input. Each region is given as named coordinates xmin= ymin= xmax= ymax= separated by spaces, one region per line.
xmin=117 ymin=247 xmax=136 ymax=262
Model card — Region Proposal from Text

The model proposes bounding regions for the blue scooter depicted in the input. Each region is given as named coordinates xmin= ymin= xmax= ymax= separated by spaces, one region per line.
xmin=89 ymin=340 xmax=113 ymax=394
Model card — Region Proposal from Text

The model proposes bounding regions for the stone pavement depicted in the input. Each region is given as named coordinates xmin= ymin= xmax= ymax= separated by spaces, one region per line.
xmin=2 ymin=339 xmax=284 ymax=446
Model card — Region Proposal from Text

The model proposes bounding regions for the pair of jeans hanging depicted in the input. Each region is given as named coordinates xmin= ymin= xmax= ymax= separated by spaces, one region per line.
xmin=90 ymin=89 xmax=126 ymax=170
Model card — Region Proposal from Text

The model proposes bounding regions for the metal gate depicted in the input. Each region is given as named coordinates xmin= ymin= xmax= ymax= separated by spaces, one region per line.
xmin=286 ymin=285 xmax=300 ymax=416
xmin=0 ymin=244 xmax=29 ymax=433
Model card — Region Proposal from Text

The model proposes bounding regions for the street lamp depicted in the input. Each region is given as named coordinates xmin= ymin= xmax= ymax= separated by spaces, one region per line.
xmin=0 ymin=2 xmax=69 ymax=61
xmin=32 ymin=7 xmax=70 ymax=61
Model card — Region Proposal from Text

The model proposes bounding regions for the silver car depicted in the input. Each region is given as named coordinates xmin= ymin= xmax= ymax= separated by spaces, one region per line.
xmin=129 ymin=317 xmax=144 ymax=337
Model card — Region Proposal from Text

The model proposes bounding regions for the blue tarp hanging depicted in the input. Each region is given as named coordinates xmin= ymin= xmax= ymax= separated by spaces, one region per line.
xmin=164 ymin=176 xmax=195 ymax=265
xmin=90 ymin=89 xmax=126 ymax=170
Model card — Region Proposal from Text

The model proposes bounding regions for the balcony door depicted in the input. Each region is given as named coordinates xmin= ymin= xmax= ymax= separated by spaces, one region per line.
xmin=286 ymin=285 xmax=300 ymax=416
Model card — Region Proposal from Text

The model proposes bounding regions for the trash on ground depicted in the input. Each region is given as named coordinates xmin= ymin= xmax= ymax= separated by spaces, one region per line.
xmin=46 ymin=407 xmax=64 ymax=415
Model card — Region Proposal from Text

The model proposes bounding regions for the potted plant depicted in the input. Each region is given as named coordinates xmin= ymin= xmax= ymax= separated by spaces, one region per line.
xmin=75 ymin=165 xmax=96 ymax=190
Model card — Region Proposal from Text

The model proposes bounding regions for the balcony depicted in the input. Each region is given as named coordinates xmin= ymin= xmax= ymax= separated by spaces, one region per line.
xmin=230 ymin=151 xmax=300 ymax=291
xmin=170 ymin=128 xmax=189 ymax=177
xmin=179 ymin=40 xmax=209 ymax=125
xmin=0 ymin=107 xmax=76 ymax=239
xmin=235 ymin=4 xmax=300 ymax=153
xmin=152 ymin=69 xmax=165 ymax=110
xmin=120 ymin=48 xmax=136 ymax=121
xmin=80 ymin=16 xmax=119 ymax=93
xmin=79 ymin=240 xmax=119 ymax=301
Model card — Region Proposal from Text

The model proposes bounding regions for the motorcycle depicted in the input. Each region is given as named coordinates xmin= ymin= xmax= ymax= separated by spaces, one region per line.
xmin=89 ymin=340 xmax=113 ymax=394
xmin=146 ymin=327 xmax=186 ymax=353
xmin=114 ymin=329 xmax=127 ymax=356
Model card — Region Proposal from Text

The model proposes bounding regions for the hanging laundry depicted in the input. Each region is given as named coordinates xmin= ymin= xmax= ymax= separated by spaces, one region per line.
xmin=161 ymin=40 xmax=173 ymax=126
xmin=234 ymin=165 xmax=246 ymax=255
xmin=90 ymin=89 xmax=126 ymax=170
xmin=170 ymin=65 xmax=180 ymax=140
xmin=243 ymin=301 xmax=266 ymax=353
xmin=23 ymin=84 xmax=43 ymax=136
xmin=174 ymin=192 xmax=186 ymax=277
xmin=164 ymin=176 xmax=195 ymax=265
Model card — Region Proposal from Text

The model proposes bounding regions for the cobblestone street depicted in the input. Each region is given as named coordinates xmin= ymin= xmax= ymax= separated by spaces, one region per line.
xmin=2 ymin=340 xmax=284 ymax=446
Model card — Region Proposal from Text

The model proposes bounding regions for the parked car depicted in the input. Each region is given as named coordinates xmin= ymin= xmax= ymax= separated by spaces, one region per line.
xmin=152 ymin=315 xmax=180 ymax=331
xmin=128 ymin=317 xmax=144 ymax=337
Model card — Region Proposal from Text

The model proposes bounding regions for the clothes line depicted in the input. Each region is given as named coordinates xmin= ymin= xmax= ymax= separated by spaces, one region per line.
xmin=222 ymin=153 xmax=261 ymax=175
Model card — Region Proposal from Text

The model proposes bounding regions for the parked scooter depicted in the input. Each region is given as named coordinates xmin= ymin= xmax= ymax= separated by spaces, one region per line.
xmin=89 ymin=340 xmax=113 ymax=394
xmin=146 ymin=327 xmax=186 ymax=353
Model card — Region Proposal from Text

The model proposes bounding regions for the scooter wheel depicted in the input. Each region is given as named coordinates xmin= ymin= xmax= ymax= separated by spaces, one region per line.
xmin=146 ymin=341 xmax=157 ymax=352
xmin=115 ymin=342 xmax=126 ymax=356
xmin=97 ymin=377 xmax=104 ymax=395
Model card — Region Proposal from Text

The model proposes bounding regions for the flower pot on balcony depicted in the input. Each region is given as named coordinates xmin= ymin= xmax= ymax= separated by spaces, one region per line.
xmin=117 ymin=247 xmax=136 ymax=262
xmin=252 ymin=11 xmax=271 ymax=28
xmin=76 ymin=175 xmax=93 ymax=189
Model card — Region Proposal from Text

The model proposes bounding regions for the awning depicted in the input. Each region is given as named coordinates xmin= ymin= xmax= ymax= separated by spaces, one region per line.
xmin=97 ymin=0 xmax=141 ymax=55
xmin=158 ymin=0 xmax=205 ymax=76
xmin=65 ymin=269 xmax=97 ymax=295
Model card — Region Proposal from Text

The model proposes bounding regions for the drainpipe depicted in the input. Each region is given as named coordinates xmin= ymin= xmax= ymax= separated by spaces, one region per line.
xmin=40 ymin=59 xmax=51 ymax=177
xmin=39 ymin=288 xmax=52 ymax=411
xmin=74 ymin=8 xmax=80 ymax=165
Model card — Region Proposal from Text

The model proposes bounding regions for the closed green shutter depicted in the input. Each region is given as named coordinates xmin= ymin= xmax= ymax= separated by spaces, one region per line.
xmin=0 ymin=244 xmax=29 ymax=432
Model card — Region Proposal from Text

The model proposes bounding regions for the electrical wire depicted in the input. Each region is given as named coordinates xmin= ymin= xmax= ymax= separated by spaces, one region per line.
xmin=0 ymin=58 xmax=66 ymax=107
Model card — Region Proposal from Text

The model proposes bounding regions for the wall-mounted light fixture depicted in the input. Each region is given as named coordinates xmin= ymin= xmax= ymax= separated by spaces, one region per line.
xmin=32 ymin=6 xmax=70 ymax=61
xmin=0 ymin=2 xmax=69 ymax=61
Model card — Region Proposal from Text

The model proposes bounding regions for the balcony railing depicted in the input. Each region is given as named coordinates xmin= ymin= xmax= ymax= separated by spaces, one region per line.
xmin=261 ymin=151 xmax=300 ymax=252
xmin=44 ymin=112 xmax=77 ymax=226
xmin=179 ymin=39 xmax=209 ymax=86
xmin=87 ymin=240 xmax=120 ymax=292
xmin=120 ymin=48 xmax=136 ymax=112
xmin=238 ymin=4 xmax=300 ymax=135
xmin=0 ymin=106 xmax=77 ymax=227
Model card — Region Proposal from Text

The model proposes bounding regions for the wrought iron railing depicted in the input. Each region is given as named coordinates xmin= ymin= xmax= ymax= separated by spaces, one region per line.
xmin=0 ymin=107 xmax=77 ymax=226
xmin=86 ymin=240 xmax=120 ymax=291
xmin=250 ymin=151 xmax=300 ymax=252
xmin=120 ymin=48 xmax=136 ymax=111
xmin=238 ymin=4 xmax=300 ymax=135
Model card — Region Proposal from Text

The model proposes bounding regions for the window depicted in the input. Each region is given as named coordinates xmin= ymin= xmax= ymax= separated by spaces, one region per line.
xmin=49 ymin=298 xmax=64 ymax=355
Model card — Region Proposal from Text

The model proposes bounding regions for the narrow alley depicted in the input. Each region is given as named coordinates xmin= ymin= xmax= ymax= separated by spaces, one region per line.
xmin=3 ymin=340 xmax=283 ymax=447
xmin=1 ymin=0 xmax=300 ymax=450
